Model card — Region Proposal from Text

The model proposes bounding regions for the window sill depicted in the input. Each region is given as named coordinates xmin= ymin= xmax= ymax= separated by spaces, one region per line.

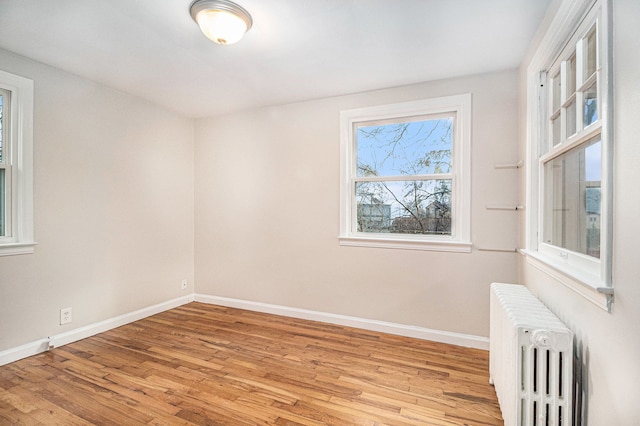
xmin=0 ymin=242 xmax=37 ymax=257
xmin=520 ymin=249 xmax=612 ymax=312
xmin=339 ymin=235 xmax=472 ymax=253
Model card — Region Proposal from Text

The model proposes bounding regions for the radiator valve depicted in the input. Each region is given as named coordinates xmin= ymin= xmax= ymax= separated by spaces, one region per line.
xmin=533 ymin=330 xmax=554 ymax=347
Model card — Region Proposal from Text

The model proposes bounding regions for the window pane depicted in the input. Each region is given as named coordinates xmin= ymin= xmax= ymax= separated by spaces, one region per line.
xmin=551 ymin=115 xmax=561 ymax=146
xmin=0 ymin=94 xmax=3 ymax=163
xmin=0 ymin=168 xmax=5 ymax=236
xmin=552 ymin=72 xmax=561 ymax=111
xmin=356 ymin=117 xmax=453 ymax=177
xmin=566 ymin=55 xmax=576 ymax=95
xmin=0 ymin=94 xmax=4 ymax=236
xmin=585 ymin=27 xmax=597 ymax=80
xmin=355 ymin=179 xmax=451 ymax=235
xmin=543 ymin=137 xmax=601 ymax=258
xmin=566 ymin=101 xmax=576 ymax=138
xmin=584 ymin=83 xmax=598 ymax=127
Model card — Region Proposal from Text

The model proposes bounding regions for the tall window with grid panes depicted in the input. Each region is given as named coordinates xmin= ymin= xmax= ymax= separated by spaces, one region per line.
xmin=543 ymin=14 xmax=602 ymax=260
xmin=528 ymin=0 xmax=612 ymax=307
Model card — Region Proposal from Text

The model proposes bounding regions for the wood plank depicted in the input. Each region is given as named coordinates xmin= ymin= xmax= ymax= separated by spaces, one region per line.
xmin=0 ymin=302 xmax=503 ymax=425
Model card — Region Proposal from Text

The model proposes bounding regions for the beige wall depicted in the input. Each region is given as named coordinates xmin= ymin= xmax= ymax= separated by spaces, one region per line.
xmin=518 ymin=0 xmax=640 ymax=422
xmin=0 ymin=49 xmax=195 ymax=351
xmin=2 ymin=2 xmax=638 ymax=420
xmin=194 ymin=70 xmax=520 ymax=338
xmin=0 ymin=51 xmax=520 ymax=356
xmin=2 ymin=4 xmax=637 ymax=420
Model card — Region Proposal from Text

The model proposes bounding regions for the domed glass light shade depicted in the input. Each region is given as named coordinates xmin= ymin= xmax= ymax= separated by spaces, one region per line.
xmin=190 ymin=0 xmax=253 ymax=45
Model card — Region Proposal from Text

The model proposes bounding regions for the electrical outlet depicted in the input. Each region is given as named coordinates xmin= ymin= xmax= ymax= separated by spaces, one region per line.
xmin=60 ymin=307 xmax=72 ymax=325
xmin=181 ymin=279 xmax=188 ymax=290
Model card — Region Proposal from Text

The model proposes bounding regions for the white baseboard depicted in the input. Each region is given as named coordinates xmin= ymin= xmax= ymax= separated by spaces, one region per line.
xmin=194 ymin=294 xmax=489 ymax=350
xmin=0 ymin=294 xmax=194 ymax=366
xmin=1 ymin=293 xmax=489 ymax=367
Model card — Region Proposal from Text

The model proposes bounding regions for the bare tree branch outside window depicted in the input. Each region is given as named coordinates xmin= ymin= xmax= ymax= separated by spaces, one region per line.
xmin=355 ymin=117 xmax=453 ymax=235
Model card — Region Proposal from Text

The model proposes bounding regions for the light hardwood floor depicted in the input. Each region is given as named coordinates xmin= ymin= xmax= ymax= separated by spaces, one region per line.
xmin=0 ymin=302 xmax=503 ymax=425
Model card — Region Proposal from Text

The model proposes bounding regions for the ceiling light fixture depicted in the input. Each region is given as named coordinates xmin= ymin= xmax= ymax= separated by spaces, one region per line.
xmin=190 ymin=0 xmax=253 ymax=45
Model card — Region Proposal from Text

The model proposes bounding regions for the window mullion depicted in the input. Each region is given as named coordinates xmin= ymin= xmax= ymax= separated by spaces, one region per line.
xmin=562 ymin=66 xmax=568 ymax=142
xmin=577 ymin=72 xmax=597 ymax=93
xmin=354 ymin=174 xmax=453 ymax=183
xmin=576 ymin=37 xmax=585 ymax=90
xmin=561 ymin=93 xmax=576 ymax=109
xmin=540 ymin=121 xmax=602 ymax=164
xmin=576 ymin=87 xmax=585 ymax=134
xmin=576 ymin=35 xmax=587 ymax=136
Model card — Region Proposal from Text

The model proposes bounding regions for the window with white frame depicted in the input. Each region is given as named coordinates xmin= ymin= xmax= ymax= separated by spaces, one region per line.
xmin=0 ymin=69 xmax=35 ymax=256
xmin=0 ymin=87 xmax=10 ymax=238
xmin=339 ymin=94 xmax=471 ymax=252
xmin=525 ymin=0 xmax=612 ymax=308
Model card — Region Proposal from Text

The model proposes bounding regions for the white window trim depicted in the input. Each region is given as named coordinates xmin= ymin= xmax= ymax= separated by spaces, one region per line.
xmin=523 ymin=0 xmax=612 ymax=311
xmin=339 ymin=94 xmax=472 ymax=252
xmin=0 ymin=69 xmax=35 ymax=256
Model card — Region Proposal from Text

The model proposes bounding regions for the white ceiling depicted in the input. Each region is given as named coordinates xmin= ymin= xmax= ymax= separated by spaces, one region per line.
xmin=0 ymin=0 xmax=551 ymax=118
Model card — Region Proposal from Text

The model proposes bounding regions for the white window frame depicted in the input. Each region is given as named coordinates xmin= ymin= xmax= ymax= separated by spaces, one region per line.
xmin=0 ymin=69 xmax=35 ymax=256
xmin=523 ymin=0 xmax=612 ymax=310
xmin=339 ymin=94 xmax=471 ymax=252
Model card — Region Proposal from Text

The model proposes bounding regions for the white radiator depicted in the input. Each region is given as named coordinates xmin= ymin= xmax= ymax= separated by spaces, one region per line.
xmin=490 ymin=283 xmax=573 ymax=426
